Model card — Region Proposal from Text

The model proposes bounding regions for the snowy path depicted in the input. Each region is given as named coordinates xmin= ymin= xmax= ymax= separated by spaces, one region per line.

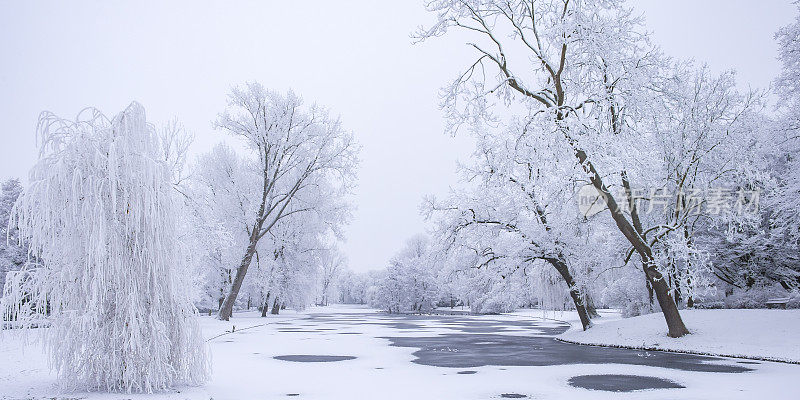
xmin=2 ymin=305 xmax=799 ymax=399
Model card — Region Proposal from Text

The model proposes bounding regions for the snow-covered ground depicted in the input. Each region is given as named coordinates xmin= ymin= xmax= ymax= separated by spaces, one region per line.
xmin=559 ymin=309 xmax=800 ymax=363
xmin=2 ymin=305 xmax=800 ymax=399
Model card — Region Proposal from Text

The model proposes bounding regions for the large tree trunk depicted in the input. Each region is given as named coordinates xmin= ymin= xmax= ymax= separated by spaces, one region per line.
xmin=218 ymin=239 xmax=258 ymax=321
xmin=546 ymin=257 xmax=592 ymax=330
xmin=574 ymin=147 xmax=689 ymax=337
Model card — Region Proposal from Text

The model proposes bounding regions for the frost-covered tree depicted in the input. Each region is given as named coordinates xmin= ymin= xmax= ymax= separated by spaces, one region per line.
xmin=190 ymin=144 xmax=254 ymax=311
xmin=213 ymin=83 xmax=358 ymax=320
xmin=318 ymin=248 xmax=345 ymax=306
xmin=577 ymin=61 xmax=766 ymax=311
xmin=0 ymin=103 xmax=209 ymax=392
xmin=337 ymin=269 xmax=381 ymax=304
xmin=769 ymin=5 xmax=800 ymax=260
xmin=336 ymin=269 xmax=359 ymax=304
xmin=677 ymin=6 xmax=800 ymax=297
xmin=0 ymin=178 xmax=26 ymax=289
xmin=373 ymin=234 xmax=441 ymax=313
xmin=707 ymin=7 xmax=800 ymax=292
xmin=247 ymin=211 xmax=331 ymax=315
xmin=417 ymin=0 xmax=692 ymax=336
xmin=425 ymin=112 xmax=605 ymax=328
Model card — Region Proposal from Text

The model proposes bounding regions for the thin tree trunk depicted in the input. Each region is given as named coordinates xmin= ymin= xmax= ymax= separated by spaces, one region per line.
xmin=261 ymin=293 xmax=270 ymax=317
xmin=546 ymin=257 xmax=592 ymax=330
xmin=585 ymin=292 xmax=600 ymax=318
xmin=671 ymin=269 xmax=682 ymax=304
xmin=271 ymin=297 xmax=280 ymax=315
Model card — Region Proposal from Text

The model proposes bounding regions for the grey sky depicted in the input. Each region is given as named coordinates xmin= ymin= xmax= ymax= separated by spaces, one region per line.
xmin=0 ymin=1 xmax=795 ymax=272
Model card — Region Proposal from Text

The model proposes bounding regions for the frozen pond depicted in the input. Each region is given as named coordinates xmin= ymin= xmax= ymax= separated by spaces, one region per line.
xmin=3 ymin=306 xmax=799 ymax=400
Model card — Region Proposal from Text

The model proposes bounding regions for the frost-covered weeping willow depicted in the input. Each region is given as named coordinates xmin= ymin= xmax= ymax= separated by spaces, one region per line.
xmin=1 ymin=103 xmax=210 ymax=392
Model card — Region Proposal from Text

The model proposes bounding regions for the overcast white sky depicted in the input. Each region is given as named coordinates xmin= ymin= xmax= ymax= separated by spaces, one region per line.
xmin=0 ymin=1 xmax=795 ymax=272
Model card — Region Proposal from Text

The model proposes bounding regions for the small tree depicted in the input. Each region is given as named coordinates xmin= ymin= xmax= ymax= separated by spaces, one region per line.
xmin=373 ymin=235 xmax=440 ymax=313
xmin=319 ymin=249 xmax=345 ymax=306
xmin=1 ymin=103 xmax=209 ymax=392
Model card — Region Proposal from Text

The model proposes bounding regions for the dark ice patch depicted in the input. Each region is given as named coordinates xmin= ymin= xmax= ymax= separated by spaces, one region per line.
xmin=568 ymin=374 xmax=684 ymax=392
xmin=273 ymin=355 xmax=356 ymax=362
xmin=381 ymin=334 xmax=750 ymax=372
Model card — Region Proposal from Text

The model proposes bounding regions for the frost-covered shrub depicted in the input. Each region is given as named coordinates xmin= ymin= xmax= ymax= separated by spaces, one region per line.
xmin=1 ymin=104 xmax=210 ymax=392
xmin=723 ymin=285 xmax=797 ymax=309
xmin=469 ymin=289 xmax=521 ymax=314
xmin=692 ymin=301 xmax=725 ymax=309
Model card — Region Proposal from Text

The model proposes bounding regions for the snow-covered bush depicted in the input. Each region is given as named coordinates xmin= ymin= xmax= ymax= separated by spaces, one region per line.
xmin=722 ymin=285 xmax=799 ymax=309
xmin=1 ymin=103 xmax=210 ymax=392
xmin=470 ymin=291 xmax=521 ymax=314
xmin=692 ymin=301 xmax=725 ymax=309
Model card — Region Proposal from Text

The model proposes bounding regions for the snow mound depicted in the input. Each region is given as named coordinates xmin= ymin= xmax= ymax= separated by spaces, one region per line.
xmin=558 ymin=309 xmax=800 ymax=363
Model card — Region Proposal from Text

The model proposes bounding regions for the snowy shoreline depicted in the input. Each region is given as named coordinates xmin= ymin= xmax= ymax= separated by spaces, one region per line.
xmin=555 ymin=336 xmax=800 ymax=365
xmin=557 ymin=309 xmax=800 ymax=364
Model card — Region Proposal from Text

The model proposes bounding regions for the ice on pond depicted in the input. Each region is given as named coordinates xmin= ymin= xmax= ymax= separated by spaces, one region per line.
xmin=273 ymin=355 xmax=357 ymax=362
xmin=568 ymin=374 xmax=684 ymax=392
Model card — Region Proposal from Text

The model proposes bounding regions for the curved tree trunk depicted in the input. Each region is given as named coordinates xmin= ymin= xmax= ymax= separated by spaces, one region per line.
xmin=546 ymin=257 xmax=592 ymax=330
xmin=574 ymin=147 xmax=689 ymax=337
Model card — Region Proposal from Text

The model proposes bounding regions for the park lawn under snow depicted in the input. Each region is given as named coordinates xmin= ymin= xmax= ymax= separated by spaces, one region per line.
xmin=559 ymin=309 xmax=800 ymax=363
